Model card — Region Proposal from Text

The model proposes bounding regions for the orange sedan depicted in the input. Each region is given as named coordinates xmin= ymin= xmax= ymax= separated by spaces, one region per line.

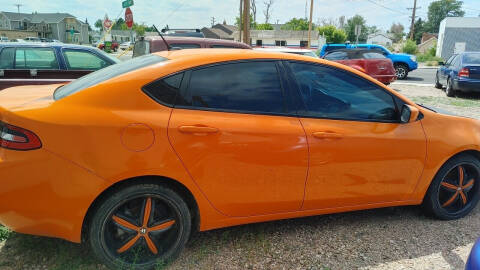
xmin=1 ymin=49 xmax=480 ymax=269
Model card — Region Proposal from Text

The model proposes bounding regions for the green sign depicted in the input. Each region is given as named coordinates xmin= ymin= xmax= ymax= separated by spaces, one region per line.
xmin=70 ymin=28 xmax=74 ymax=36
xmin=122 ymin=0 xmax=134 ymax=8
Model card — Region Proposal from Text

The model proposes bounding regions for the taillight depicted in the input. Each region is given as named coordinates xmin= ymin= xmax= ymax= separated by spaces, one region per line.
xmin=459 ymin=68 xmax=470 ymax=78
xmin=0 ymin=122 xmax=42 ymax=151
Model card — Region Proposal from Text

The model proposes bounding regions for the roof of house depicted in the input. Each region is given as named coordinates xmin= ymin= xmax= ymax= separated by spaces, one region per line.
xmin=212 ymin=24 xmax=237 ymax=35
xmin=202 ymin=27 xmax=233 ymax=39
xmin=1 ymin=11 xmax=77 ymax=24
xmin=442 ymin=17 xmax=480 ymax=28
xmin=367 ymin=32 xmax=393 ymax=40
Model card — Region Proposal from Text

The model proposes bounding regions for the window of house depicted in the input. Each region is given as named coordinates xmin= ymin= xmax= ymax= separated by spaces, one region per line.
xmin=289 ymin=62 xmax=398 ymax=122
xmin=275 ymin=40 xmax=286 ymax=46
xmin=63 ymin=49 xmax=110 ymax=70
xmin=0 ymin=47 xmax=15 ymax=69
xmin=300 ymin=41 xmax=308 ymax=47
xmin=179 ymin=61 xmax=286 ymax=114
xmin=256 ymin=40 xmax=263 ymax=46
xmin=14 ymin=47 xmax=59 ymax=69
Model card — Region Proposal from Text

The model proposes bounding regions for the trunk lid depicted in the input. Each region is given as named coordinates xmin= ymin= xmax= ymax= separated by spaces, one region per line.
xmin=0 ymin=84 xmax=60 ymax=112
xmin=464 ymin=65 xmax=480 ymax=79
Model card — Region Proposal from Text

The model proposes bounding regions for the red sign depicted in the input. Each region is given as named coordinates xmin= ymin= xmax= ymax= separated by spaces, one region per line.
xmin=125 ymin=8 xmax=133 ymax=29
xmin=103 ymin=18 xmax=112 ymax=30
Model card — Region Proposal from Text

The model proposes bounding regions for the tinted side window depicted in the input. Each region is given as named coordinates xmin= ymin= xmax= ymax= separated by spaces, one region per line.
xmin=446 ymin=55 xmax=457 ymax=66
xmin=181 ymin=61 xmax=286 ymax=114
xmin=290 ymin=62 xmax=398 ymax=122
xmin=15 ymin=48 xmax=59 ymax=69
xmin=324 ymin=51 xmax=348 ymax=60
xmin=363 ymin=52 xmax=386 ymax=59
xmin=63 ymin=49 xmax=109 ymax=70
xmin=0 ymin=47 xmax=15 ymax=69
xmin=210 ymin=45 xmax=236 ymax=48
xmin=170 ymin=43 xmax=201 ymax=49
xmin=142 ymin=72 xmax=184 ymax=106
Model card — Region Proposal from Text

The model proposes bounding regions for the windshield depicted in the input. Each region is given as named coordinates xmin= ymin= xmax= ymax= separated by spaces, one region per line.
xmin=463 ymin=53 xmax=480 ymax=65
xmin=54 ymin=54 xmax=167 ymax=100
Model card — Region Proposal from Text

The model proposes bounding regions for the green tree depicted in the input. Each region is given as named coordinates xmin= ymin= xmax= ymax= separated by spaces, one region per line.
xmin=389 ymin=23 xmax=405 ymax=43
xmin=134 ymin=24 xmax=146 ymax=36
xmin=408 ymin=18 xmax=426 ymax=44
xmin=425 ymin=0 xmax=465 ymax=33
xmin=345 ymin=15 xmax=368 ymax=43
xmin=281 ymin=18 xmax=310 ymax=31
xmin=235 ymin=14 xmax=257 ymax=29
xmin=256 ymin=23 xmax=274 ymax=30
xmin=94 ymin=19 xmax=103 ymax=30
xmin=402 ymin=39 xmax=417 ymax=54
xmin=317 ymin=25 xmax=346 ymax=43
xmin=112 ymin=18 xmax=125 ymax=30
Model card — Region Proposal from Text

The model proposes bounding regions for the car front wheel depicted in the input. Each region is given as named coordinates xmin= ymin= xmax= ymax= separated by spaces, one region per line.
xmin=394 ymin=63 xmax=409 ymax=80
xmin=423 ymin=154 xmax=480 ymax=220
xmin=89 ymin=184 xmax=191 ymax=269
xmin=446 ymin=77 xmax=456 ymax=97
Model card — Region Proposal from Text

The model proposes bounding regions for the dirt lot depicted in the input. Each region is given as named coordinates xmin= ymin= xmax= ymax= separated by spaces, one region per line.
xmin=1 ymin=84 xmax=479 ymax=270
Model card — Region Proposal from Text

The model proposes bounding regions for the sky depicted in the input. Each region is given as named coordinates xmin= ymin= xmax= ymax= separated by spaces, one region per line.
xmin=2 ymin=0 xmax=480 ymax=31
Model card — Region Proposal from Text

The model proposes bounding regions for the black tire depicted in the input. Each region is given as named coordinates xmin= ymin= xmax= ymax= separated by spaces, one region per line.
xmin=423 ymin=154 xmax=480 ymax=220
xmin=394 ymin=63 xmax=409 ymax=80
xmin=446 ymin=77 xmax=456 ymax=97
xmin=435 ymin=73 xmax=443 ymax=89
xmin=89 ymin=184 xmax=191 ymax=270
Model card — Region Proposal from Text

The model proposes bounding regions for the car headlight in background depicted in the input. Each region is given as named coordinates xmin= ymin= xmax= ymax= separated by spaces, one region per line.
xmin=410 ymin=55 xmax=417 ymax=62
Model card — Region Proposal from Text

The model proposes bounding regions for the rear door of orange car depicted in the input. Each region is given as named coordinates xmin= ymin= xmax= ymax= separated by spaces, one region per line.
xmin=168 ymin=60 xmax=309 ymax=217
xmin=285 ymin=61 xmax=427 ymax=210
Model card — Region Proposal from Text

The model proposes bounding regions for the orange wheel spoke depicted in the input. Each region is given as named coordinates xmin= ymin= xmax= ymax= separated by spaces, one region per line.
xmin=442 ymin=191 xmax=459 ymax=207
xmin=117 ymin=234 xmax=140 ymax=253
xmin=144 ymin=234 xmax=158 ymax=255
xmin=459 ymin=191 xmax=467 ymax=204
xmin=441 ymin=182 xmax=458 ymax=191
xmin=458 ymin=166 xmax=465 ymax=186
xmin=463 ymin=179 xmax=475 ymax=189
xmin=142 ymin=197 xmax=152 ymax=227
xmin=112 ymin=215 xmax=139 ymax=231
xmin=149 ymin=220 xmax=176 ymax=232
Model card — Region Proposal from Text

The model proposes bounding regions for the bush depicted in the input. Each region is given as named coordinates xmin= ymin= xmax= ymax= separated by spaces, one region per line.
xmin=402 ymin=39 xmax=417 ymax=55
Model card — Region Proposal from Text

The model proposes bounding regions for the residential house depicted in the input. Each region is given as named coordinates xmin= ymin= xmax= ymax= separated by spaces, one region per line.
xmin=418 ymin=36 xmax=438 ymax=54
xmin=0 ymin=11 xmax=89 ymax=44
xmin=110 ymin=30 xmax=137 ymax=43
xmin=366 ymin=31 xmax=393 ymax=47
xmin=234 ymin=29 xmax=324 ymax=49
xmin=437 ymin=17 xmax=480 ymax=59
xmin=202 ymin=23 xmax=237 ymax=40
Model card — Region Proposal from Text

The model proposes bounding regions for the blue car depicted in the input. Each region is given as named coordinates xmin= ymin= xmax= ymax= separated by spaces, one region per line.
xmin=436 ymin=52 xmax=480 ymax=97
xmin=466 ymin=238 xmax=480 ymax=270
xmin=320 ymin=43 xmax=418 ymax=79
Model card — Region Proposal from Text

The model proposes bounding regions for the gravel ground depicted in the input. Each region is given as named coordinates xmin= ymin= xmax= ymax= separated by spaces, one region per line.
xmin=1 ymin=84 xmax=479 ymax=270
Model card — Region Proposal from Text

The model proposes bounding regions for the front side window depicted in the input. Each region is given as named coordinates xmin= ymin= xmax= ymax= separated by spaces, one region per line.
xmin=445 ymin=54 xmax=457 ymax=66
xmin=63 ymin=49 xmax=110 ymax=70
xmin=179 ymin=61 xmax=286 ymax=114
xmin=0 ymin=47 xmax=15 ymax=69
xmin=290 ymin=62 xmax=398 ymax=122
xmin=15 ymin=48 xmax=59 ymax=69
xmin=324 ymin=51 xmax=348 ymax=60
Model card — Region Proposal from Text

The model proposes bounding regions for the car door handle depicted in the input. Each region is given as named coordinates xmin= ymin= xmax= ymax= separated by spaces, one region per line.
xmin=312 ymin=131 xmax=343 ymax=140
xmin=178 ymin=125 xmax=219 ymax=134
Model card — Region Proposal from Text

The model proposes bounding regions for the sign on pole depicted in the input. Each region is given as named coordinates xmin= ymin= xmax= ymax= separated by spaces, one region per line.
xmin=122 ymin=0 xmax=134 ymax=8
xmin=125 ymin=7 xmax=133 ymax=29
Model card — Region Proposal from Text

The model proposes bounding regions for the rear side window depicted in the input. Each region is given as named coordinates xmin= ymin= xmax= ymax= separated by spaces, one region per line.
xmin=54 ymin=54 xmax=167 ymax=100
xmin=290 ymin=62 xmax=398 ymax=122
xmin=324 ymin=51 xmax=348 ymax=60
xmin=324 ymin=46 xmax=346 ymax=52
xmin=210 ymin=45 xmax=236 ymax=48
xmin=142 ymin=72 xmax=184 ymax=106
xmin=15 ymin=48 xmax=59 ymax=69
xmin=363 ymin=52 xmax=386 ymax=59
xmin=179 ymin=61 xmax=286 ymax=114
xmin=170 ymin=43 xmax=201 ymax=49
xmin=0 ymin=47 xmax=15 ymax=69
xmin=63 ymin=49 xmax=110 ymax=70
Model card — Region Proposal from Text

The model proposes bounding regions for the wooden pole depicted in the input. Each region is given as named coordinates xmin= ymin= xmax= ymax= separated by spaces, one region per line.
xmin=307 ymin=0 xmax=313 ymax=48
xmin=409 ymin=0 xmax=417 ymax=40
xmin=243 ymin=0 xmax=250 ymax=45
xmin=239 ymin=0 xmax=243 ymax=42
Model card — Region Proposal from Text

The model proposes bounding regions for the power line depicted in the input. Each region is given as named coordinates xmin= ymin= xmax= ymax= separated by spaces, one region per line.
xmin=364 ymin=0 xmax=409 ymax=15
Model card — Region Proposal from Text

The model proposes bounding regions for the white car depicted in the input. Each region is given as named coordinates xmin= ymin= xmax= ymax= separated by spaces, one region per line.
xmin=119 ymin=41 xmax=133 ymax=51
xmin=254 ymin=47 xmax=319 ymax=58
xmin=0 ymin=36 xmax=9 ymax=42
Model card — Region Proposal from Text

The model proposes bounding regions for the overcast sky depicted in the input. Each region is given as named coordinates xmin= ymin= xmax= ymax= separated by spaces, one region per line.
xmin=3 ymin=0 xmax=480 ymax=31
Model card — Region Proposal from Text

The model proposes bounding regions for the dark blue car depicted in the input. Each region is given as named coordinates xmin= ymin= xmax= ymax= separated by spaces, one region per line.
xmin=466 ymin=238 xmax=480 ymax=270
xmin=436 ymin=52 xmax=480 ymax=97
xmin=0 ymin=43 xmax=120 ymax=90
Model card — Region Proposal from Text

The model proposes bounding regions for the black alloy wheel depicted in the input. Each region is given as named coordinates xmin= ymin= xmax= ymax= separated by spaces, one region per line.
xmin=395 ymin=64 xmax=409 ymax=80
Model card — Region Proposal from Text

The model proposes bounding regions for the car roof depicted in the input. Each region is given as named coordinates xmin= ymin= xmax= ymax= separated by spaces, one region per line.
xmin=325 ymin=48 xmax=382 ymax=54
xmin=0 ymin=42 xmax=98 ymax=51
xmin=146 ymin=36 xmax=247 ymax=45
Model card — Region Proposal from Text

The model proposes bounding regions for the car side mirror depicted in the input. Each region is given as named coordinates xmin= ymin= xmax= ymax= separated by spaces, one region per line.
xmin=438 ymin=61 xmax=445 ymax=66
xmin=400 ymin=104 xmax=420 ymax=123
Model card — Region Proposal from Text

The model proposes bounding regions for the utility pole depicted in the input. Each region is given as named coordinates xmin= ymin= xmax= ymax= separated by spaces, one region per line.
xmin=243 ymin=0 xmax=250 ymax=45
xmin=211 ymin=17 xmax=216 ymax=27
xmin=239 ymin=0 xmax=243 ymax=42
xmin=307 ymin=0 xmax=313 ymax=49
xmin=407 ymin=0 xmax=420 ymax=40
xmin=14 ymin=4 xmax=22 ymax=14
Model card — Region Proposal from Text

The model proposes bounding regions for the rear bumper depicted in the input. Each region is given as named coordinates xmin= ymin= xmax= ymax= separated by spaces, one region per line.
xmin=454 ymin=78 xmax=480 ymax=92
xmin=373 ymin=74 xmax=397 ymax=84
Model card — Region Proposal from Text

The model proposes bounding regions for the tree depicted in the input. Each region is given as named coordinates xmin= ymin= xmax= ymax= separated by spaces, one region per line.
xmin=94 ymin=19 xmax=103 ymax=30
xmin=282 ymin=18 xmax=310 ymax=31
xmin=256 ymin=23 xmax=274 ymax=30
xmin=263 ymin=0 xmax=274 ymax=24
xmin=235 ymin=14 xmax=256 ymax=29
xmin=251 ymin=0 xmax=257 ymax=24
xmin=317 ymin=25 xmax=346 ymax=43
xmin=345 ymin=15 xmax=368 ymax=43
xmin=425 ymin=0 xmax=465 ymax=33
xmin=402 ymin=39 xmax=417 ymax=54
xmin=408 ymin=18 xmax=426 ymax=44
xmin=389 ymin=23 xmax=405 ymax=43
xmin=134 ymin=24 xmax=146 ymax=36
xmin=112 ymin=18 xmax=125 ymax=30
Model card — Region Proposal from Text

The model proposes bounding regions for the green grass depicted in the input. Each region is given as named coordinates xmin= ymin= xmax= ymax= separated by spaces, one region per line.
xmin=0 ymin=225 xmax=11 ymax=241
xmin=411 ymin=96 xmax=480 ymax=108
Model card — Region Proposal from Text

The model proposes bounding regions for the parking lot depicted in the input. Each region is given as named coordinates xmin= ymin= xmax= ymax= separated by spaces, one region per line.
xmin=0 ymin=83 xmax=479 ymax=270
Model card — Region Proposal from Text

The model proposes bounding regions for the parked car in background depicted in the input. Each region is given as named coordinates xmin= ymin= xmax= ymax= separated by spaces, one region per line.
xmin=24 ymin=37 xmax=41 ymax=42
xmin=133 ymin=36 xmax=251 ymax=57
xmin=254 ymin=47 xmax=319 ymax=58
xmin=0 ymin=37 xmax=8 ymax=42
xmin=10 ymin=39 xmax=26 ymax=42
xmin=320 ymin=43 xmax=418 ymax=79
xmin=97 ymin=41 xmax=119 ymax=52
xmin=119 ymin=41 xmax=133 ymax=51
xmin=161 ymin=28 xmax=205 ymax=38
xmin=435 ymin=52 xmax=480 ymax=97
xmin=323 ymin=48 xmax=396 ymax=85
xmin=0 ymin=43 xmax=120 ymax=90
xmin=466 ymin=238 xmax=480 ymax=270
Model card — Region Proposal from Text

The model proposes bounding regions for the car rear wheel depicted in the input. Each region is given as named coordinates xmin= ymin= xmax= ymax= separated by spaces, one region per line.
xmin=89 ymin=184 xmax=191 ymax=269
xmin=394 ymin=64 xmax=409 ymax=80
xmin=423 ymin=154 xmax=480 ymax=220
xmin=435 ymin=73 xmax=443 ymax=89
xmin=446 ymin=78 xmax=456 ymax=97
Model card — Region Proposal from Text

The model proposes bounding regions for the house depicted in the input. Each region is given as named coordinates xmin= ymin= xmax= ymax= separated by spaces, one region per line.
xmin=234 ymin=29 xmax=324 ymax=49
xmin=418 ymin=36 xmax=438 ymax=54
xmin=366 ymin=32 xmax=393 ymax=47
xmin=437 ymin=17 xmax=480 ymax=60
xmin=0 ymin=11 xmax=89 ymax=44
xmin=421 ymin=32 xmax=438 ymax=44
xmin=110 ymin=30 xmax=137 ymax=43
xmin=202 ymin=23 xmax=237 ymax=40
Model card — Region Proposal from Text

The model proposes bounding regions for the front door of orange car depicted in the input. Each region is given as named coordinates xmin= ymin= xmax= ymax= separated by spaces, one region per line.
xmin=168 ymin=61 xmax=308 ymax=217
xmin=287 ymin=61 xmax=426 ymax=210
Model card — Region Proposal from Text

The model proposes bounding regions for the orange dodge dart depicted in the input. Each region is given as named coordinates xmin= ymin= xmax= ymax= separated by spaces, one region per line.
xmin=1 ymin=49 xmax=480 ymax=269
